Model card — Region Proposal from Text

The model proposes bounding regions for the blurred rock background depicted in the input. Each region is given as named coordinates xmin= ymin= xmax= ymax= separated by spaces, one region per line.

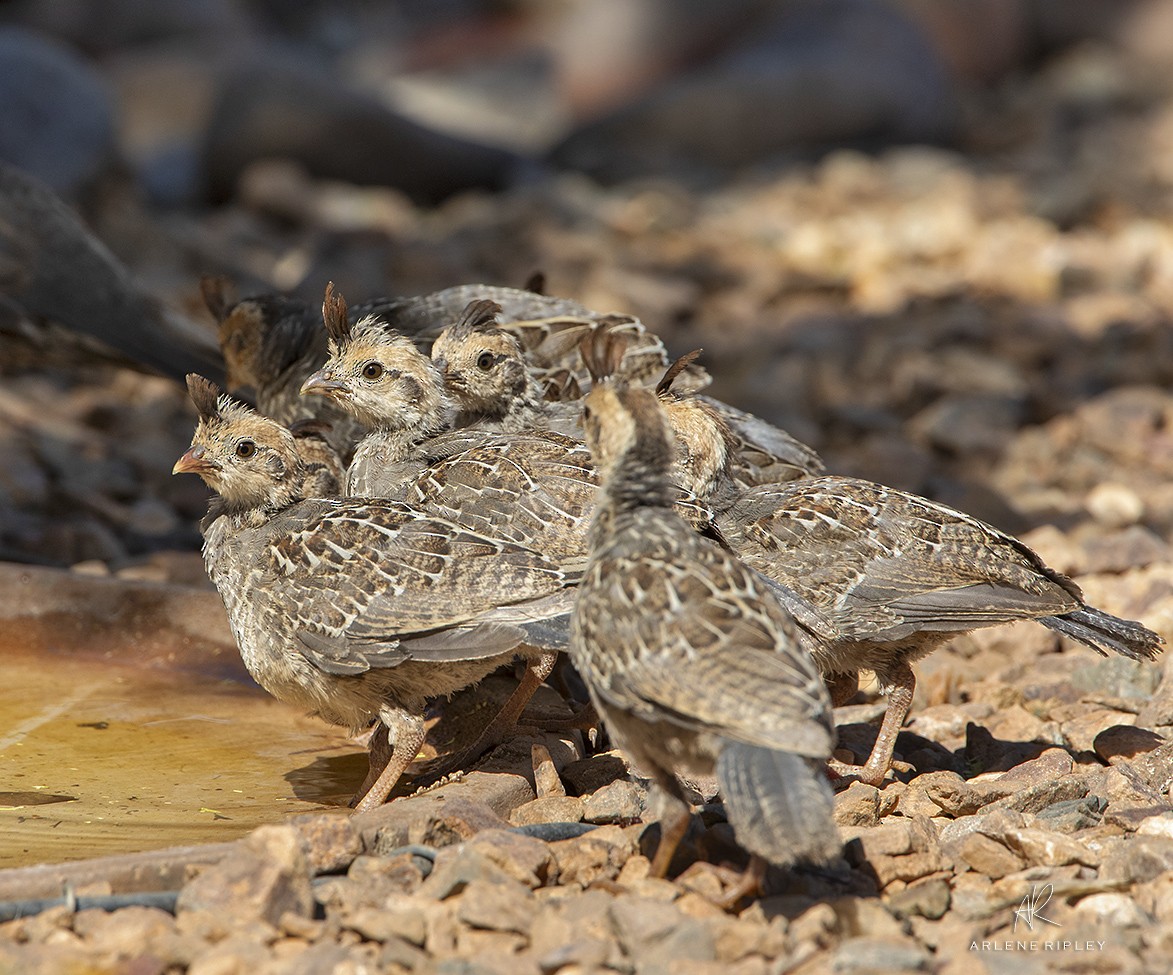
xmin=4 ymin=0 xmax=1173 ymax=577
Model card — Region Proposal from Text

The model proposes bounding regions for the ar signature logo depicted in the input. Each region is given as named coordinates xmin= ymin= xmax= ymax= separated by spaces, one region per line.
xmin=1013 ymin=884 xmax=1061 ymax=933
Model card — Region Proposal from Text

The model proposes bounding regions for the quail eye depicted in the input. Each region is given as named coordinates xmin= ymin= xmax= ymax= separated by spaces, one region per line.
xmin=476 ymin=351 xmax=495 ymax=371
xmin=236 ymin=439 xmax=257 ymax=458
xmin=582 ymin=405 xmax=593 ymax=422
xmin=362 ymin=361 xmax=385 ymax=380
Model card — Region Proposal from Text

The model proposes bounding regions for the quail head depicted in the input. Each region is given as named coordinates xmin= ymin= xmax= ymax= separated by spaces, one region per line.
xmin=174 ymin=374 xmax=577 ymax=811
xmin=571 ymin=379 xmax=840 ymax=894
xmin=300 ymin=284 xmax=455 ymax=496
xmin=431 ymin=299 xmax=581 ymax=436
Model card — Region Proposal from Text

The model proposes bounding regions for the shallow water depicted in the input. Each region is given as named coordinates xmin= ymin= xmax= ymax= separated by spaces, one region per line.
xmin=0 ymin=567 xmax=366 ymax=868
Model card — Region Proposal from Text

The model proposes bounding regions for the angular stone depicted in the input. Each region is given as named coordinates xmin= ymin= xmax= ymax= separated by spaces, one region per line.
xmin=1129 ymin=741 xmax=1173 ymax=795
xmin=464 ymin=829 xmax=556 ymax=888
xmin=456 ymin=879 xmax=534 ymax=935
xmin=559 ymin=751 xmax=630 ymax=796
xmin=983 ymin=771 xmax=1090 ymax=815
xmin=1073 ymin=892 xmax=1151 ymax=927
xmin=1095 ymin=726 xmax=1166 ymax=765
xmin=418 ymin=845 xmax=524 ymax=901
xmin=956 ymin=833 xmax=1024 ymax=879
xmin=998 ymin=826 xmax=1097 ymax=868
xmin=830 ymin=783 xmax=891 ymax=825
xmin=532 ymin=742 xmax=566 ymax=799
xmin=610 ymin=893 xmax=715 ymax=966
xmin=884 ymin=878 xmax=951 ymax=920
xmin=832 ymin=936 xmax=931 ymax=973
xmin=1035 ymin=794 xmax=1108 ymax=833
xmin=176 ymin=825 xmax=313 ymax=927
xmin=582 ymin=779 xmax=645 ymax=824
xmin=289 ymin=813 xmax=362 ymax=874
xmin=548 ymin=826 xmax=638 ymax=887
xmin=1062 ymin=708 xmax=1138 ymax=754
xmin=536 ymin=938 xmax=612 ymax=973
xmin=508 ymin=796 xmax=585 ymax=828
xmin=1099 ymin=835 xmax=1173 ymax=885
xmin=348 ymin=892 xmax=428 ymax=946
xmin=411 ymin=798 xmax=514 ymax=849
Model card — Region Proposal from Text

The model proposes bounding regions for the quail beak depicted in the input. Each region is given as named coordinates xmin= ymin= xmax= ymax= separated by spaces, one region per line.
xmin=172 ymin=444 xmax=219 ymax=476
xmin=300 ymin=370 xmax=349 ymax=399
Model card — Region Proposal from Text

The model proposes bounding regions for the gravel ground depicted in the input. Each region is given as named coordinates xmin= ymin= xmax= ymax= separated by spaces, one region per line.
xmin=3 ymin=32 xmax=1173 ymax=975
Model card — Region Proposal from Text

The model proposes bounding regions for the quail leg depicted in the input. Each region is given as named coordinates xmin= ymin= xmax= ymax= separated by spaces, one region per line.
xmin=858 ymin=661 xmax=915 ymax=787
xmin=456 ymin=650 xmax=560 ymax=765
xmin=350 ymin=720 xmax=393 ymax=808
xmin=352 ymin=710 xmax=427 ymax=814
xmin=649 ymin=796 xmax=693 ymax=879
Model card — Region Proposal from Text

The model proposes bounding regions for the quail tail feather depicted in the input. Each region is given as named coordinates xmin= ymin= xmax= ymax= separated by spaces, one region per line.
xmin=1042 ymin=608 xmax=1163 ymax=661
xmin=716 ymin=744 xmax=840 ymax=868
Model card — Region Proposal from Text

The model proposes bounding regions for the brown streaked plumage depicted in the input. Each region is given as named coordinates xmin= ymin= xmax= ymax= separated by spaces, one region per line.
xmin=716 ymin=475 xmax=1164 ymax=785
xmin=174 ymin=375 xmax=577 ymax=811
xmin=570 ymin=381 xmax=839 ymax=894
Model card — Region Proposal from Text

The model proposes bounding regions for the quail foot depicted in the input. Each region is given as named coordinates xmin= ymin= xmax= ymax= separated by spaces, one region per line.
xmin=570 ymin=379 xmax=840 ymax=900
xmin=173 ymin=375 xmax=577 ymax=811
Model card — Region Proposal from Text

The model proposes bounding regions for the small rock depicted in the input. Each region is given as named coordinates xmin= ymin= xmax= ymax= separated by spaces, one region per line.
xmin=1061 ymin=708 xmax=1137 ymax=754
xmin=999 ymin=827 xmax=1097 ymax=868
xmin=410 ymin=798 xmax=515 ymax=849
xmin=508 ymin=796 xmax=585 ymax=828
xmin=536 ymin=938 xmax=612 ymax=973
xmin=1071 ymin=657 xmax=1162 ymax=701
xmin=831 ymin=935 xmax=931 ymax=973
xmin=610 ymin=893 xmax=715 ymax=966
xmin=1085 ymin=482 xmax=1145 ymax=528
xmin=418 ymin=845 xmax=526 ymax=901
xmin=983 ymin=772 xmax=1090 ymax=815
xmin=465 ymin=829 xmax=556 ymax=888
xmin=884 ymin=879 xmax=951 ymax=920
xmin=1073 ymin=892 xmax=1151 ymax=927
xmin=1137 ymin=813 xmax=1173 ymax=839
xmin=834 ymin=782 xmax=898 ymax=827
xmin=532 ymin=742 xmax=566 ymax=799
xmin=350 ymin=892 xmax=428 ymax=946
xmin=290 ymin=813 xmax=362 ymax=874
xmin=549 ymin=826 xmax=639 ymax=887
xmin=1099 ymin=835 xmax=1173 ymax=885
xmin=1128 ymin=740 xmax=1173 ymax=795
xmin=176 ymin=825 xmax=313 ymax=928
xmin=456 ymin=878 xmax=534 ymax=935
xmin=560 ymin=751 xmax=631 ymax=795
xmin=1035 ymin=795 xmax=1107 ymax=833
xmin=1094 ymin=725 xmax=1165 ymax=764
xmin=582 ymin=779 xmax=644 ymax=824
xmin=379 ymin=936 xmax=429 ymax=971
xmin=956 ymin=833 xmax=1024 ymax=879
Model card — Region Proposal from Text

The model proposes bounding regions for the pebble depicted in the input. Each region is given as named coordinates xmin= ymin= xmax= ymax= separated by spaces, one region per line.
xmin=581 ymin=779 xmax=645 ymax=825
xmin=508 ymin=796 xmax=585 ymax=828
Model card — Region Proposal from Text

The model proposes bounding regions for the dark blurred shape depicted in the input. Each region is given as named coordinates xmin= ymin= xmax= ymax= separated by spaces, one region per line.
xmin=550 ymin=0 xmax=956 ymax=181
xmin=201 ymin=58 xmax=530 ymax=205
xmin=0 ymin=161 xmax=222 ymax=382
xmin=0 ymin=27 xmax=117 ymax=196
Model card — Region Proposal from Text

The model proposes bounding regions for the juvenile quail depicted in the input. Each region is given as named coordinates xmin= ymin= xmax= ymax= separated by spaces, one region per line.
xmin=571 ymin=380 xmax=840 ymax=891
xmin=301 ymin=287 xmax=607 ymax=751
xmin=430 ymin=299 xmax=581 ymax=436
xmin=173 ymin=375 xmax=577 ymax=811
xmin=652 ymin=365 xmax=1164 ymax=784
